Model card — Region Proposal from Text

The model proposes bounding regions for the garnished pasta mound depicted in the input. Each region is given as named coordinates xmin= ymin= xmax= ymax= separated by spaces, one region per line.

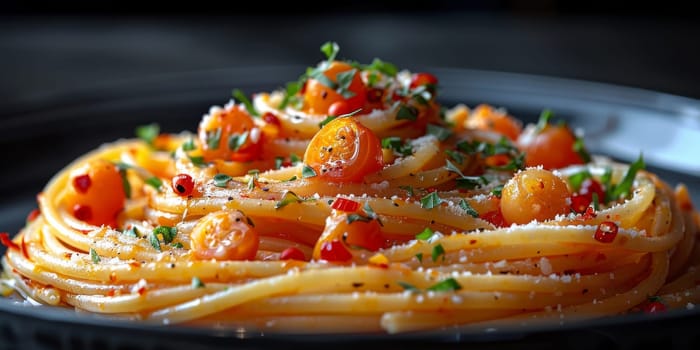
xmin=2 ymin=42 xmax=699 ymax=334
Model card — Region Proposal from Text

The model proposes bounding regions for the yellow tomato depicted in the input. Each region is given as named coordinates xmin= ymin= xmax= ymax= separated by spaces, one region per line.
xmin=500 ymin=168 xmax=571 ymax=224
xmin=63 ymin=159 xmax=126 ymax=228
xmin=190 ymin=211 xmax=260 ymax=261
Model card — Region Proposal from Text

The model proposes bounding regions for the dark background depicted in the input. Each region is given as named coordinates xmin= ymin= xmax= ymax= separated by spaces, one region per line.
xmin=1 ymin=1 xmax=700 ymax=105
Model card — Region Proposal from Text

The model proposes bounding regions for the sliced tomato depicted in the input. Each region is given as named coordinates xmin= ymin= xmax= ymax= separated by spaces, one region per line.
xmin=62 ymin=159 xmax=126 ymax=228
xmin=312 ymin=209 xmax=385 ymax=261
xmin=303 ymin=61 xmax=367 ymax=115
xmin=303 ymin=117 xmax=383 ymax=182
xmin=190 ymin=211 xmax=260 ymax=260
xmin=198 ymin=106 xmax=263 ymax=162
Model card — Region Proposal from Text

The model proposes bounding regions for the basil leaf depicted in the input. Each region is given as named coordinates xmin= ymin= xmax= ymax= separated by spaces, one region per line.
xmin=89 ymin=248 xmax=101 ymax=263
xmin=426 ymin=124 xmax=453 ymax=141
xmin=445 ymin=159 xmax=465 ymax=177
xmin=398 ymin=281 xmax=420 ymax=292
xmin=347 ymin=213 xmax=372 ymax=224
xmin=213 ymin=174 xmax=232 ymax=188
xmin=445 ymin=150 xmax=464 ymax=165
xmin=458 ymin=199 xmax=479 ymax=218
xmin=432 ymin=244 xmax=445 ymax=262
xmin=427 ymin=277 xmax=462 ymax=292
xmin=191 ymin=277 xmax=205 ymax=289
xmin=228 ymin=131 xmax=249 ymax=151
xmin=275 ymin=190 xmax=304 ymax=209
xmin=536 ymin=109 xmax=553 ymax=132
xmin=145 ymin=177 xmax=163 ymax=192
xmin=232 ymin=89 xmax=259 ymax=117
xmin=420 ymin=192 xmax=442 ymax=209
xmin=455 ymin=176 xmax=487 ymax=190
xmin=568 ymin=170 xmax=592 ymax=192
xmin=205 ymin=128 xmax=222 ymax=150
xmin=290 ymin=153 xmax=301 ymax=165
xmin=320 ymin=41 xmax=339 ymax=61
xmin=302 ymin=165 xmax=317 ymax=178
xmin=136 ymin=123 xmax=159 ymax=145
xmin=573 ymin=136 xmax=591 ymax=163
xmin=609 ymin=154 xmax=645 ymax=200
xmin=415 ymin=227 xmax=434 ymax=240
xmin=365 ymin=58 xmax=398 ymax=77
xmin=396 ymin=105 xmax=418 ymax=121
xmin=279 ymin=81 xmax=301 ymax=109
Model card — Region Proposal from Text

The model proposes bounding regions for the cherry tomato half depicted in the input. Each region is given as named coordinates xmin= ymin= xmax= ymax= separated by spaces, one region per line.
xmin=303 ymin=61 xmax=367 ymax=115
xmin=63 ymin=159 xmax=126 ymax=228
xmin=198 ymin=105 xmax=263 ymax=163
xmin=190 ymin=210 xmax=260 ymax=261
xmin=303 ymin=117 xmax=383 ymax=182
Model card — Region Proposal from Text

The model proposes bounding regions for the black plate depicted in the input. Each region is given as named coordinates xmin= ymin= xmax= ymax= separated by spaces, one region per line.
xmin=1 ymin=66 xmax=700 ymax=350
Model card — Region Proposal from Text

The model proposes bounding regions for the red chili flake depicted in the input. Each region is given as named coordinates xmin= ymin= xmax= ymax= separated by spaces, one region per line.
xmin=73 ymin=204 xmax=93 ymax=221
xmin=594 ymin=221 xmax=618 ymax=243
xmin=331 ymin=197 xmax=360 ymax=212
xmin=106 ymin=289 xmax=117 ymax=297
xmin=280 ymin=247 xmax=306 ymax=261
xmin=26 ymin=209 xmax=40 ymax=223
xmin=469 ymin=239 xmax=477 ymax=245
xmin=319 ymin=240 xmax=352 ymax=262
xmin=642 ymin=296 xmax=666 ymax=313
xmin=109 ymin=272 xmax=117 ymax=283
xmin=262 ymin=112 xmax=281 ymax=127
xmin=366 ymin=88 xmax=384 ymax=103
xmin=409 ymin=72 xmax=439 ymax=89
xmin=426 ymin=187 xmax=437 ymax=193
xmin=171 ymin=173 xmax=195 ymax=197
xmin=72 ymin=174 xmax=92 ymax=194
xmin=571 ymin=179 xmax=605 ymax=213
xmin=0 ymin=232 xmax=20 ymax=250
xmin=480 ymin=209 xmax=508 ymax=228
xmin=580 ymin=206 xmax=597 ymax=220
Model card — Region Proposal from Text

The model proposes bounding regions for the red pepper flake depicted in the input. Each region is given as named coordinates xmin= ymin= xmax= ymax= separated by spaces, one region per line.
xmin=280 ymin=247 xmax=306 ymax=261
xmin=642 ymin=296 xmax=667 ymax=313
xmin=106 ymin=289 xmax=117 ymax=297
xmin=262 ymin=112 xmax=281 ymax=127
xmin=331 ymin=197 xmax=360 ymax=212
xmin=0 ymin=232 xmax=20 ymax=250
xmin=72 ymin=174 xmax=92 ymax=194
xmin=20 ymin=235 xmax=29 ymax=259
xmin=366 ymin=88 xmax=383 ymax=103
xmin=26 ymin=209 xmax=40 ymax=223
xmin=469 ymin=239 xmax=477 ymax=245
xmin=319 ymin=240 xmax=352 ymax=262
xmin=72 ymin=204 xmax=93 ymax=221
xmin=594 ymin=221 xmax=618 ymax=243
xmin=580 ymin=206 xmax=597 ymax=220
xmin=109 ymin=272 xmax=118 ymax=283
xmin=480 ymin=209 xmax=508 ymax=228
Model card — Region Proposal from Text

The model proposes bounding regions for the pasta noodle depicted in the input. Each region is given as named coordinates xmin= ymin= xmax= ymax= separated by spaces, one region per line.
xmin=2 ymin=42 xmax=699 ymax=334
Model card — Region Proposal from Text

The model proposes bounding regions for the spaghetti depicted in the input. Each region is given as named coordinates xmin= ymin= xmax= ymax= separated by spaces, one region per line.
xmin=2 ymin=42 xmax=699 ymax=334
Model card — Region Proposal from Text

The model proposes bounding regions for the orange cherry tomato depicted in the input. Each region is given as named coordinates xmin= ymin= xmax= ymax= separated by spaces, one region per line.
xmin=517 ymin=124 xmax=584 ymax=170
xmin=303 ymin=117 xmax=383 ymax=182
xmin=63 ymin=159 xmax=126 ymax=228
xmin=198 ymin=105 xmax=263 ymax=162
xmin=312 ymin=209 xmax=385 ymax=261
xmin=466 ymin=104 xmax=522 ymax=141
xmin=500 ymin=168 xmax=571 ymax=225
xmin=190 ymin=210 xmax=260 ymax=261
xmin=303 ymin=61 xmax=367 ymax=115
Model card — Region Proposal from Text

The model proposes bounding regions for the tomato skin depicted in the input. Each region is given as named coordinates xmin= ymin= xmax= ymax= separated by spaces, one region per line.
xmin=319 ymin=240 xmax=352 ymax=262
xmin=480 ymin=209 xmax=509 ymax=228
xmin=500 ymin=168 xmax=571 ymax=225
xmin=303 ymin=61 xmax=367 ymax=115
xmin=642 ymin=300 xmax=666 ymax=314
xmin=303 ymin=117 xmax=383 ymax=183
xmin=313 ymin=209 xmax=384 ymax=261
xmin=328 ymin=100 xmax=352 ymax=116
xmin=63 ymin=159 xmax=126 ymax=228
xmin=171 ymin=173 xmax=195 ymax=197
xmin=466 ymin=104 xmax=522 ymax=141
xmin=410 ymin=73 xmax=438 ymax=89
xmin=594 ymin=221 xmax=618 ymax=243
xmin=198 ymin=105 xmax=263 ymax=162
xmin=190 ymin=211 xmax=260 ymax=261
xmin=570 ymin=178 xmax=605 ymax=213
xmin=517 ymin=124 xmax=584 ymax=170
xmin=280 ymin=247 xmax=306 ymax=261
xmin=331 ymin=197 xmax=360 ymax=212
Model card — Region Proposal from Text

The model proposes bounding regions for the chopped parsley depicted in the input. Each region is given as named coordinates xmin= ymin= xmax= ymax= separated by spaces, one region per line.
xmin=536 ymin=109 xmax=554 ymax=132
xmin=290 ymin=153 xmax=301 ymax=165
xmin=123 ymin=227 xmax=139 ymax=238
xmin=232 ymin=89 xmax=259 ymax=117
xmin=145 ymin=177 xmax=163 ymax=192
xmin=213 ymin=174 xmax=232 ymax=188
xmin=171 ymin=242 xmax=184 ymax=249
xmin=573 ymin=136 xmax=591 ymax=163
xmin=458 ymin=199 xmax=479 ymax=218
xmin=320 ymin=41 xmax=340 ymax=61
xmin=396 ymin=104 xmax=418 ymax=121
xmin=420 ymin=192 xmax=442 ymax=209
xmin=445 ymin=159 xmax=465 ymax=177
xmin=399 ymin=185 xmax=414 ymax=196
xmin=445 ymin=149 xmax=464 ymax=164
xmin=89 ymin=248 xmax=100 ymax=263
xmin=432 ymin=244 xmax=445 ymax=262
xmin=426 ymin=278 xmax=462 ymax=292
xmin=415 ymin=227 xmax=434 ymax=240
xmin=426 ymin=124 xmax=453 ymax=141
xmin=191 ymin=277 xmax=205 ymax=289
xmin=205 ymin=128 xmax=222 ymax=150
xmin=279 ymin=80 xmax=302 ymax=109
xmin=228 ymin=131 xmax=249 ymax=151
xmin=491 ymin=184 xmax=504 ymax=198
xmin=346 ymin=213 xmax=372 ymax=224
xmin=364 ymin=58 xmax=398 ymax=77
xmin=135 ymin=123 xmax=160 ymax=145
xmin=381 ymin=137 xmax=413 ymax=156
xmin=302 ymin=164 xmax=317 ymax=178
xmin=116 ymin=163 xmax=132 ymax=199
xmin=415 ymin=253 xmax=423 ymax=263
xmin=188 ymin=155 xmax=207 ymax=167
xmin=607 ymin=153 xmax=645 ymax=201
xmin=397 ymin=281 xmax=420 ymax=293
xmin=568 ymin=170 xmax=592 ymax=192
xmin=153 ymin=226 xmax=177 ymax=244
xmin=182 ymin=138 xmax=196 ymax=151
xmin=335 ymin=69 xmax=358 ymax=98
xmin=455 ymin=176 xmax=487 ymax=190
xmin=274 ymin=190 xmax=308 ymax=209
xmin=149 ymin=232 xmax=161 ymax=251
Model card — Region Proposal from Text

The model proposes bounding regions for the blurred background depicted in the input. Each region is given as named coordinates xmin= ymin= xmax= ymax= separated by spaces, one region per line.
xmin=1 ymin=1 xmax=700 ymax=235
xmin=1 ymin=1 xmax=700 ymax=104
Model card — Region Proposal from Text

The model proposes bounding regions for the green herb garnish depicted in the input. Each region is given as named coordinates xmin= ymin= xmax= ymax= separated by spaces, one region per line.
xmin=426 ymin=277 xmax=462 ymax=292
xmin=415 ymin=227 xmax=434 ymax=240
xmin=420 ymin=192 xmax=442 ymax=209
xmin=426 ymin=124 xmax=453 ymax=141
xmin=458 ymin=199 xmax=479 ymax=218
xmin=302 ymin=165 xmax=317 ymax=178
xmin=89 ymin=248 xmax=100 ymax=263
xmin=136 ymin=123 xmax=160 ymax=145
xmin=145 ymin=177 xmax=163 ymax=192
xmin=213 ymin=174 xmax=232 ymax=188
xmin=432 ymin=244 xmax=446 ymax=262
xmin=191 ymin=277 xmax=205 ymax=289
xmin=232 ymin=89 xmax=259 ymax=117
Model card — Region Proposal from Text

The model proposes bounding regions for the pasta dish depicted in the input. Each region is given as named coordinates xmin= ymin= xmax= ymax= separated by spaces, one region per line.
xmin=1 ymin=42 xmax=699 ymax=334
